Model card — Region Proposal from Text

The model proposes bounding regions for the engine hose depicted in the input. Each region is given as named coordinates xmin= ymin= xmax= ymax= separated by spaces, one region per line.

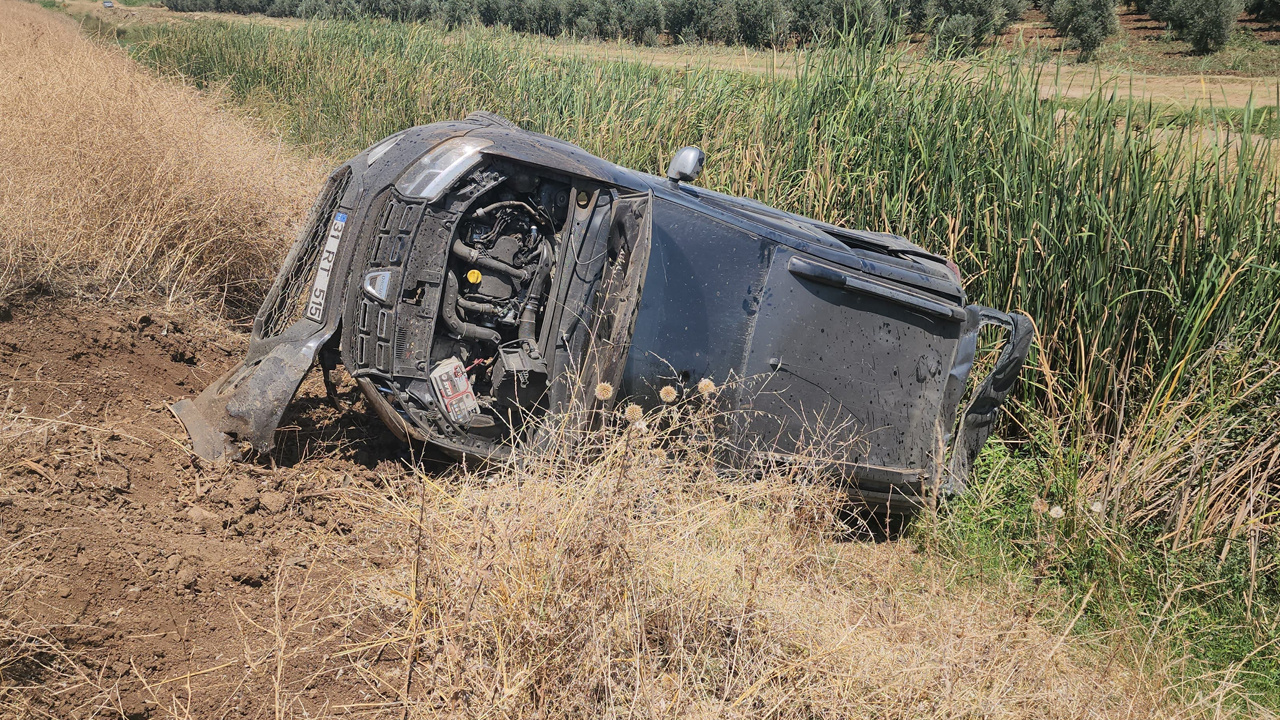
xmin=456 ymin=296 xmax=504 ymax=315
xmin=471 ymin=200 xmax=553 ymax=229
xmin=518 ymin=239 xmax=554 ymax=346
xmin=442 ymin=270 xmax=501 ymax=345
xmin=452 ymin=238 xmax=530 ymax=281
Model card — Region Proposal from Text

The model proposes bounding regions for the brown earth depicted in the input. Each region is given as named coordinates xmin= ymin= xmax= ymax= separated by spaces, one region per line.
xmin=0 ymin=299 xmax=413 ymax=718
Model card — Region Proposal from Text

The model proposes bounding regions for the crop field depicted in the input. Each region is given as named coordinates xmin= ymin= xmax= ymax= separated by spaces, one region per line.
xmin=2 ymin=0 xmax=1280 ymax=717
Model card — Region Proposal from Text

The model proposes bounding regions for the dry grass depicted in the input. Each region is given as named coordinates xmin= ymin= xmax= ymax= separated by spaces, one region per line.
xmin=0 ymin=0 xmax=322 ymax=315
xmin=0 ymin=399 xmax=1236 ymax=719
xmin=312 ymin=404 xmax=1177 ymax=719
xmin=1080 ymin=347 xmax=1280 ymax=552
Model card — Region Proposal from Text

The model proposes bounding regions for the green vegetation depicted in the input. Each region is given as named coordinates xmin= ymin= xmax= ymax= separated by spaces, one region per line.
xmin=924 ymin=343 xmax=1280 ymax=705
xmin=158 ymin=0 xmax=1036 ymax=50
xmin=1150 ymin=0 xmax=1245 ymax=52
xmin=1249 ymin=0 xmax=1280 ymax=18
xmin=1047 ymin=0 xmax=1118 ymax=58
xmin=159 ymin=0 xmax=906 ymax=46
xmin=1089 ymin=22 xmax=1280 ymax=74
xmin=123 ymin=18 xmax=1280 ymax=708
xmin=153 ymin=0 xmax=1280 ymax=62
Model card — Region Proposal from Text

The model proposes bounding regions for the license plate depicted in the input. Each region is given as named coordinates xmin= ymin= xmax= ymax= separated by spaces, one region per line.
xmin=304 ymin=211 xmax=347 ymax=323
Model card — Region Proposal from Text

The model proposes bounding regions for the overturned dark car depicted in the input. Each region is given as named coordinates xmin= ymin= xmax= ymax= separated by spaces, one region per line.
xmin=172 ymin=112 xmax=1032 ymax=514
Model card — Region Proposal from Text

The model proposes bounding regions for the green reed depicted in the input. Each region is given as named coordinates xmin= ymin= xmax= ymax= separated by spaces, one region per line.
xmin=128 ymin=20 xmax=1280 ymax=420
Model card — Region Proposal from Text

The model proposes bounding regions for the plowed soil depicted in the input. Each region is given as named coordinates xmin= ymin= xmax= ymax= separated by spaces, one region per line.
xmin=0 ymin=299 xmax=407 ymax=718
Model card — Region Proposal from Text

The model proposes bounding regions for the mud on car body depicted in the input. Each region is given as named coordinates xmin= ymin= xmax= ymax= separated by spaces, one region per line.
xmin=172 ymin=112 xmax=1033 ymax=514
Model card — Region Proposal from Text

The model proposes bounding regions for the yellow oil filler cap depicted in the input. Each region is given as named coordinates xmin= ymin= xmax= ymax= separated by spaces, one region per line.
xmin=466 ymin=269 xmax=482 ymax=284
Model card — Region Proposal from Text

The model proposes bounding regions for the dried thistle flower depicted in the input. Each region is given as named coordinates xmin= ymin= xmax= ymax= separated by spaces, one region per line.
xmin=623 ymin=403 xmax=643 ymax=423
xmin=1048 ymin=505 xmax=1065 ymax=519
xmin=1031 ymin=497 xmax=1049 ymax=515
xmin=696 ymin=377 xmax=717 ymax=395
xmin=594 ymin=382 xmax=614 ymax=401
xmin=659 ymin=385 xmax=678 ymax=404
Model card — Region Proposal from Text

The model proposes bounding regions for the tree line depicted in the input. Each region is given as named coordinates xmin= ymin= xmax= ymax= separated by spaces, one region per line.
xmin=163 ymin=0 xmax=1275 ymax=55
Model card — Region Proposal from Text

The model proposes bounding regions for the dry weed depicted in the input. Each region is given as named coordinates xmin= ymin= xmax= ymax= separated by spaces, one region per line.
xmin=0 ymin=0 xmax=322 ymax=315
xmin=325 ymin=403 xmax=1173 ymax=719
xmin=1078 ymin=345 xmax=1280 ymax=550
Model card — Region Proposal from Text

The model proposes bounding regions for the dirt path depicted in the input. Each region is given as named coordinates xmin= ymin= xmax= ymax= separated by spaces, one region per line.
xmin=61 ymin=0 xmax=302 ymax=29
xmin=1045 ymin=64 xmax=1278 ymax=106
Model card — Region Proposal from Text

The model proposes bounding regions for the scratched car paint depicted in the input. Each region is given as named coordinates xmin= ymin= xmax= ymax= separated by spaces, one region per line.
xmin=172 ymin=113 xmax=1033 ymax=514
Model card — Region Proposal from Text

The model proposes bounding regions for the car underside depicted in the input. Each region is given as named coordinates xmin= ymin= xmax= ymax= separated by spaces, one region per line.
xmin=172 ymin=112 xmax=1033 ymax=515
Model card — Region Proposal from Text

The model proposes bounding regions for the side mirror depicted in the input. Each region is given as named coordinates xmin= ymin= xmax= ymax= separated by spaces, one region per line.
xmin=666 ymin=146 xmax=705 ymax=185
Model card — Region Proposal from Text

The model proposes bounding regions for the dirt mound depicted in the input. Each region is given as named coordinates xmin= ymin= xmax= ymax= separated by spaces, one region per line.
xmin=0 ymin=299 xmax=404 ymax=718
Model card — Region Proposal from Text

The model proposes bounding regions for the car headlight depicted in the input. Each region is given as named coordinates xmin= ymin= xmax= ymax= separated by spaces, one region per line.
xmin=365 ymin=131 xmax=405 ymax=166
xmin=395 ymin=137 xmax=492 ymax=203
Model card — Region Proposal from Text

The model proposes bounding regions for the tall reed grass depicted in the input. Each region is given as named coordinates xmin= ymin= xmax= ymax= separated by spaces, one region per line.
xmin=921 ymin=348 xmax=1280 ymax=707
xmin=128 ymin=19 xmax=1280 ymax=414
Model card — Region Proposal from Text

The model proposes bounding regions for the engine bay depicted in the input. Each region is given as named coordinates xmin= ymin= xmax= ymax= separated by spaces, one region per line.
xmin=342 ymin=158 xmax=635 ymax=456
xmin=429 ymin=179 xmax=564 ymax=430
